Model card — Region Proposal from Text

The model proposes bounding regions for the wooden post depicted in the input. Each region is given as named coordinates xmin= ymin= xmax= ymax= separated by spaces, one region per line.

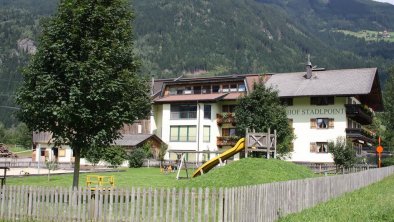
xmin=267 ymin=128 xmax=271 ymax=159
xmin=274 ymin=130 xmax=277 ymax=158
xmin=245 ymin=128 xmax=249 ymax=158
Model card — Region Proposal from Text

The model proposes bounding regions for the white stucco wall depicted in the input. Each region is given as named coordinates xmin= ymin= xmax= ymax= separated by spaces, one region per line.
xmin=158 ymin=103 xmax=221 ymax=161
xmin=287 ymin=97 xmax=347 ymax=162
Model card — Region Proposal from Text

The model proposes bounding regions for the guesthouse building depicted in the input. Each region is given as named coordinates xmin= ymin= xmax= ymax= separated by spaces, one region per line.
xmin=151 ymin=66 xmax=383 ymax=163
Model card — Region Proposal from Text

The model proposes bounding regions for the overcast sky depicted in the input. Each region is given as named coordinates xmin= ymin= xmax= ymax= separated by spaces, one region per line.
xmin=373 ymin=0 xmax=394 ymax=4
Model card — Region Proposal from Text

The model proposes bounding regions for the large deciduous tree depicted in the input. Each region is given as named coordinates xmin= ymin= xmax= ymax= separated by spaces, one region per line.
xmin=235 ymin=83 xmax=294 ymax=156
xmin=17 ymin=0 xmax=151 ymax=188
xmin=382 ymin=67 xmax=394 ymax=151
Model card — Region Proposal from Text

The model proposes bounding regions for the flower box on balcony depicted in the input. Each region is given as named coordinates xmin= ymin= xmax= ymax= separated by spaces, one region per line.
xmin=216 ymin=113 xmax=236 ymax=126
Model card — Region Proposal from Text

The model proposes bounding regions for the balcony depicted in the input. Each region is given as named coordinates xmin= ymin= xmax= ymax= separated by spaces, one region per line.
xmin=217 ymin=136 xmax=240 ymax=147
xmin=345 ymin=104 xmax=373 ymax=125
xmin=217 ymin=113 xmax=236 ymax=126
xmin=346 ymin=128 xmax=376 ymax=144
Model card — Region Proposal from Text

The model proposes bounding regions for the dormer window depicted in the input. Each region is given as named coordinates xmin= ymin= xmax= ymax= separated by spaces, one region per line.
xmin=222 ymin=85 xmax=230 ymax=92
xmin=202 ymin=85 xmax=211 ymax=94
xmin=212 ymin=85 xmax=220 ymax=93
xmin=238 ymin=84 xmax=246 ymax=92
xmin=193 ymin=86 xmax=202 ymax=94
xmin=230 ymin=84 xmax=237 ymax=92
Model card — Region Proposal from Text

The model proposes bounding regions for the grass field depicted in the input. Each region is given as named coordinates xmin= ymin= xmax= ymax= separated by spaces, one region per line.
xmin=7 ymin=145 xmax=32 ymax=158
xmin=334 ymin=29 xmax=394 ymax=42
xmin=279 ymin=174 xmax=394 ymax=222
xmin=6 ymin=158 xmax=315 ymax=188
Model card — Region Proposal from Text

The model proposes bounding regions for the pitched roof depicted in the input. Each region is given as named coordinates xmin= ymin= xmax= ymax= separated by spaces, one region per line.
xmin=114 ymin=134 xmax=163 ymax=147
xmin=33 ymin=132 xmax=53 ymax=143
xmin=265 ymin=68 xmax=378 ymax=97
xmin=154 ymin=93 xmax=228 ymax=103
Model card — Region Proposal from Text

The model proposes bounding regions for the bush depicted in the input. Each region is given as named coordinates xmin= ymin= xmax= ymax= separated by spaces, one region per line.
xmin=140 ymin=142 xmax=153 ymax=159
xmin=102 ymin=146 xmax=126 ymax=168
xmin=128 ymin=148 xmax=146 ymax=168
xmin=83 ymin=146 xmax=105 ymax=166
xmin=382 ymin=157 xmax=394 ymax=167
xmin=328 ymin=137 xmax=356 ymax=172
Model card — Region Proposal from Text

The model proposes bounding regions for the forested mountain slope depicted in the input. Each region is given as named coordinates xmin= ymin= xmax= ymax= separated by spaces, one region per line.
xmin=0 ymin=0 xmax=394 ymax=126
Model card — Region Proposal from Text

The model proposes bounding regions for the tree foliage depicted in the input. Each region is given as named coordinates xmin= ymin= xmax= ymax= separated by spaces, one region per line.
xmin=0 ymin=121 xmax=31 ymax=148
xmin=139 ymin=142 xmax=153 ymax=159
xmin=102 ymin=146 xmax=126 ymax=168
xmin=16 ymin=0 xmax=151 ymax=188
xmin=235 ymin=83 xmax=294 ymax=155
xmin=382 ymin=67 xmax=394 ymax=151
xmin=328 ymin=137 xmax=356 ymax=172
xmin=83 ymin=146 xmax=105 ymax=167
xmin=128 ymin=148 xmax=146 ymax=168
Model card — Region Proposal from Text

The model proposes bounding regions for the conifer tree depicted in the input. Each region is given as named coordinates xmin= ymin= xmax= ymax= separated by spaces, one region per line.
xmin=17 ymin=0 xmax=151 ymax=188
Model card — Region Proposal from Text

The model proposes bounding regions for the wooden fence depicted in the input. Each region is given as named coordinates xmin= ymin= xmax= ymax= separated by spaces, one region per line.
xmin=1 ymin=166 xmax=394 ymax=222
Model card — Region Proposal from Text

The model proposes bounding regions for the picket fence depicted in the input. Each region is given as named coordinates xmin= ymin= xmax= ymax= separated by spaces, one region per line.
xmin=1 ymin=166 xmax=394 ymax=222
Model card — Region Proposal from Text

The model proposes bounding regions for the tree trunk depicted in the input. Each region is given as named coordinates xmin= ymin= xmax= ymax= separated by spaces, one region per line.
xmin=72 ymin=146 xmax=81 ymax=189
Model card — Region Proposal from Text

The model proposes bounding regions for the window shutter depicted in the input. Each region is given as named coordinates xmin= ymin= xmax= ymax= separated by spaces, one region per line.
xmin=310 ymin=142 xmax=317 ymax=152
xmin=310 ymin=119 xmax=316 ymax=129
xmin=329 ymin=118 xmax=334 ymax=128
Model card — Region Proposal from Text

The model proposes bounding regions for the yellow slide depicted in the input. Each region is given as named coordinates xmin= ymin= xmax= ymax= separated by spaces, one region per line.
xmin=192 ymin=138 xmax=245 ymax=178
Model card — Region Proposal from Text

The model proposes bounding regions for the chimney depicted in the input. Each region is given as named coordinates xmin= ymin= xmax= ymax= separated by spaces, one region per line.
xmin=305 ymin=54 xmax=312 ymax=79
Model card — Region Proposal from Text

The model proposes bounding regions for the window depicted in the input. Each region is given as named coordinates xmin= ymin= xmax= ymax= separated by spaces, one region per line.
xmin=184 ymin=86 xmax=192 ymax=94
xmin=204 ymin=105 xmax=211 ymax=119
xmin=238 ymin=84 xmax=246 ymax=92
xmin=212 ymin=85 xmax=220 ymax=93
xmin=310 ymin=118 xmax=334 ymax=129
xmin=203 ymin=126 xmax=210 ymax=142
xmin=202 ymin=85 xmax=211 ymax=94
xmin=169 ymin=87 xmax=177 ymax=95
xmin=310 ymin=142 xmax=328 ymax=153
xmin=170 ymin=126 xmax=197 ymax=142
xmin=311 ymin=96 xmax=334 ymax=105
xmin=222 ymin=85 xmax=230 ymax=92
xmin=176 ymin=87 xmax=184 ymax=95
xmin=280 ymin=98 xmax=293 ymax=106
xmin=222 ymin=128 xmax=236 ymax=136
xmin=170 ymin=104 xmax=197 ymax=119
xmin=230 ymin=84 xmax=238 ymax=92
xmin=193 ymin=86 xmax=202 ymax=94
xmin=222 ymin=105 xmax=236 ymax=113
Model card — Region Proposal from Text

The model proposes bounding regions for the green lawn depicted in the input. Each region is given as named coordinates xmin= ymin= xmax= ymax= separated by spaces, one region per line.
xmin=7 ymin=145 xmax=32 ymax=158
xmin=6 ymin=158 xmax=315 ymax=188
xmin=334 ymin=29 xmax=394 ymax=42
xmin=279 ymin=174 xmax=394 ymax=222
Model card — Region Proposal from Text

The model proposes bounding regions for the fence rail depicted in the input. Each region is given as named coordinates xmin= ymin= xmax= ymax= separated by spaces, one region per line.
xmin=1 ymin=166 xmax=394 ymax=222
xmin=0 ymin=160 xmax=74 ymax=169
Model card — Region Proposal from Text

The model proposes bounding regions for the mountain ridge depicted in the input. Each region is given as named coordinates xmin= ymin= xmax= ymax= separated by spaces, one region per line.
xmin=0 ymin=0 xmax=393 ymax=126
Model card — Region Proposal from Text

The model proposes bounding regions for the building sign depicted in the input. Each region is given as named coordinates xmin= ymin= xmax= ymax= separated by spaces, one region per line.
xmin=287 ymin=108 xmax=345 ymax=116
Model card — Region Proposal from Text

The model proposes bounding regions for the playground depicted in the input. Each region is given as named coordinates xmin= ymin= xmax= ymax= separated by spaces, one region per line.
xmin=2 ymin=132 xmax=394 ymax=221
xmin=4 ymin=158 xmax=315 ymax=188
xmin=4 ymin=131 xmax=287 ymax=188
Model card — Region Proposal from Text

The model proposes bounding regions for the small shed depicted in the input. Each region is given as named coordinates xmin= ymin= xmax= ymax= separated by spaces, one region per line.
xmin=114 ymin=134 xmax=164 ymax=159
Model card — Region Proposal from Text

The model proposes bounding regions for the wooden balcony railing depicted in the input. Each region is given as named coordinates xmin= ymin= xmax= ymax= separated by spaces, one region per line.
xmin=345 ymin=104 xmax=373 ymax=125
xmin=346 ymin=128 xmax=376 ymax=144
xmin=217 ymin=136 xmax=240 ymax=147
